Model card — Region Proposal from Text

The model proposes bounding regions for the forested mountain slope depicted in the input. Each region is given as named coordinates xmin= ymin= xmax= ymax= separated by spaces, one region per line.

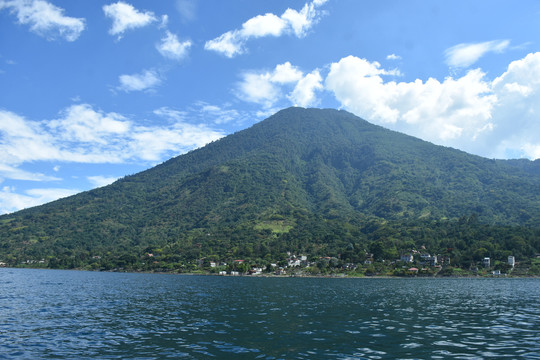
xmin=1 ymin=107 xmax=539 ymax=269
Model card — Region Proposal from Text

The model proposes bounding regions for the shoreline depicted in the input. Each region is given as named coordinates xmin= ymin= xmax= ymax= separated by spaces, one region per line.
xmin=3 ymin=266 xmax=538 ymax=279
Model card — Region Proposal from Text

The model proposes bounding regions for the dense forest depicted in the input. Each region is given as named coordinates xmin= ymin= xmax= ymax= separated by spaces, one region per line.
xmin=1 ymin=108 xmax=539 ymax=276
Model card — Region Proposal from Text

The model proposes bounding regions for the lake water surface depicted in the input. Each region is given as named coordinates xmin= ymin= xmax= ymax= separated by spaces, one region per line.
xmin=1 ymin=268 xmax=539 ymax=359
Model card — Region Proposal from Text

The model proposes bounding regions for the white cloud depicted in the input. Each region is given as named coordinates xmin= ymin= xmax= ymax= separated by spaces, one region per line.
xmin=0 ymin=186 xmax=78 ymax=214
xmin=0 ymin=109 xmax=61 ymax=165
xmin=156 ymin=31 xmax=192 ymax=60
xmin=236 ymin=72 xmax=280 ymax=107
xmin=0 ymin=0 xmax=85 ymax=41
xmin=117 ymin=69 xmax=161 ymax=92
xmin=289 ymin=70 xmax=323 ymax=107
xmin=236 ymin=62 xmax=325 ymax=108
xmin=130 ymin=122 xmax=223 ymax=161
xmin=521 ymin=144 xmax=540 ymax=160
xmin=204 ymin=31 xmax=242 ymax=58
xmin=0 ymin=104 xmax=225 ymax=167
xmin=242 ymin=13 xmax=286 ymax=38
xmin=325 ymin=56 xmax=494 ymax=142
xmin=87 ymin=175 xmax=118 ymax=188
xmin=281 ymin=0 xmax=326 ymax=37
xmin=48 ymin=104 xmax=130 ymax=144
xmin=386 ymin=54 xmax=401 ymax=60
xmin=0 ymin=164 xmax=59 ymax=182
xmin=445 ymin=40 xmax=510 ymax=68
xmin=325 ymin=53 xmax=540 ymax=160
xmin=103 ymin=1 xmax=157 ymax=38
xmin=204 ymin=0 xmax=327 ymax=57
xmin=236 ymin=62 xmax=306 ymax=107
xmin=270 ymin=62 xmax=304 ymax=84
xmin=489 ymin=52 xmax=540 ymax=159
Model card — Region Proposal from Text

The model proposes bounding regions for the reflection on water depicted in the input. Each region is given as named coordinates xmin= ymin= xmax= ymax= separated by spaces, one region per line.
xmin=1 ymin=268 xmax=539 ymax=359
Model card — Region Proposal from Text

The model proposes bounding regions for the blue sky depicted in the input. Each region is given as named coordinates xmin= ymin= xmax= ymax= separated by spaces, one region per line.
xmin=1 ymin=0 xmax=540 ymax=214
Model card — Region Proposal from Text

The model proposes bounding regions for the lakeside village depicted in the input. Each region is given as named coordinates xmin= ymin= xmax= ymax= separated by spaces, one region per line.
xmin=4 ymin=250 xmax=535 ymax=277
xmin=202 ymin=251 xmax=521 ymax=277
xmin=99 ymin=250 xmax=527 ymax=277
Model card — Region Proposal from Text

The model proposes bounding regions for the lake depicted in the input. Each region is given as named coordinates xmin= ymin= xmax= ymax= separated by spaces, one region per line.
xmin=0 ymin=268 xmax=539 ymax=359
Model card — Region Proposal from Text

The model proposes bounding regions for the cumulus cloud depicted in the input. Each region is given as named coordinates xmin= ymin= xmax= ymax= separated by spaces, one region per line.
xmin=236 ymin=62 xmax=308 ymax=107
xmin=386 ymin=54 xmax=401 ymax=60
xmin=270 ymin=62 xmax=304 ymax=84
xmin=204 ymin=31 xmax=239 ymax=58
xmin=0 ymin=104 xmax=225 ymax=168
xmin=289 ymin=70 xmax=323 ymax=107
xmin=0 ymin=186 xmax=78 ymax=214
xmin=156 ymin=31 xmax=192 ymax=60
xmin=325 ymin=53 xmax=540 ymax=160
xmin=48 ymin=104 xmax=130 ymax=145
xmin=103 ymin=1 xmax=157 ymax=38
xmin=242 ymin=13 xmax=286 ymax=38
xmin=0 ymin=0 xmax=85 ymax=41
xmin=236 ymin=62 xmax=323 ymax=108
xmin=117 ymin=69 xmax=161 ymax=92
xmin=489 ymin=52 xmax=540 ymax=159
xmin=445 ymin=40 xmax=510 ymax=68
xmin=0 ymin=109 xmax=61 ymax=165
xmin=204 ymin=0 xmax=327 ymax=57
xmin=236 ymin=72 xmax=279 ymax=106
xmin=326 ymin=55 xmax=495 ymax=144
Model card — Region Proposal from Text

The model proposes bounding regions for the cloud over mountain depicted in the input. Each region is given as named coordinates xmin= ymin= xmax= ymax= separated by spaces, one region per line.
xmin=325 ymin=53 xmax=540 ymax=160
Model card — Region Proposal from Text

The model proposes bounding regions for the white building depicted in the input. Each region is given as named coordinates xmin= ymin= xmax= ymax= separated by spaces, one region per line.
xmin=400 ymin=253 xmax=414 ymax=263
xmin=508 ymin=256 xmax=515 ymax=267
xmin=483 ymin=257 xmax=490 ymax=268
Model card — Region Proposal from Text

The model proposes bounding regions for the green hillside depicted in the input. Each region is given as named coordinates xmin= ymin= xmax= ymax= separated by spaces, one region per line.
xmin=1 ymin=107 xmax=539 ymax=273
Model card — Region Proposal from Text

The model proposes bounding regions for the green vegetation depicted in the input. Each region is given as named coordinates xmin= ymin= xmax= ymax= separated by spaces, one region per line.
xmin=0 ymin=107 xmax=539 ymax=275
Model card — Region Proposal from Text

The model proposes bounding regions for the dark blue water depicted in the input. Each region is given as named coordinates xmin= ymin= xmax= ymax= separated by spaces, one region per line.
xmin=0 ymin=268 xmax=539 ymax=359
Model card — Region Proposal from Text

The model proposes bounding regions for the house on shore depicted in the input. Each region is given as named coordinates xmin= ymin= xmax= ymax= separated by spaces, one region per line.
xmin=400 ymin=253 xmax=414 ymax=263
xmin=508 ymin=256 xmax=515 ymax=268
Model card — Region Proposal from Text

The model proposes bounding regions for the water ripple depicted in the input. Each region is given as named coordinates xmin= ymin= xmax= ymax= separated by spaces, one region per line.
xmin=1 ymin=270 xmax=539 ymax=359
